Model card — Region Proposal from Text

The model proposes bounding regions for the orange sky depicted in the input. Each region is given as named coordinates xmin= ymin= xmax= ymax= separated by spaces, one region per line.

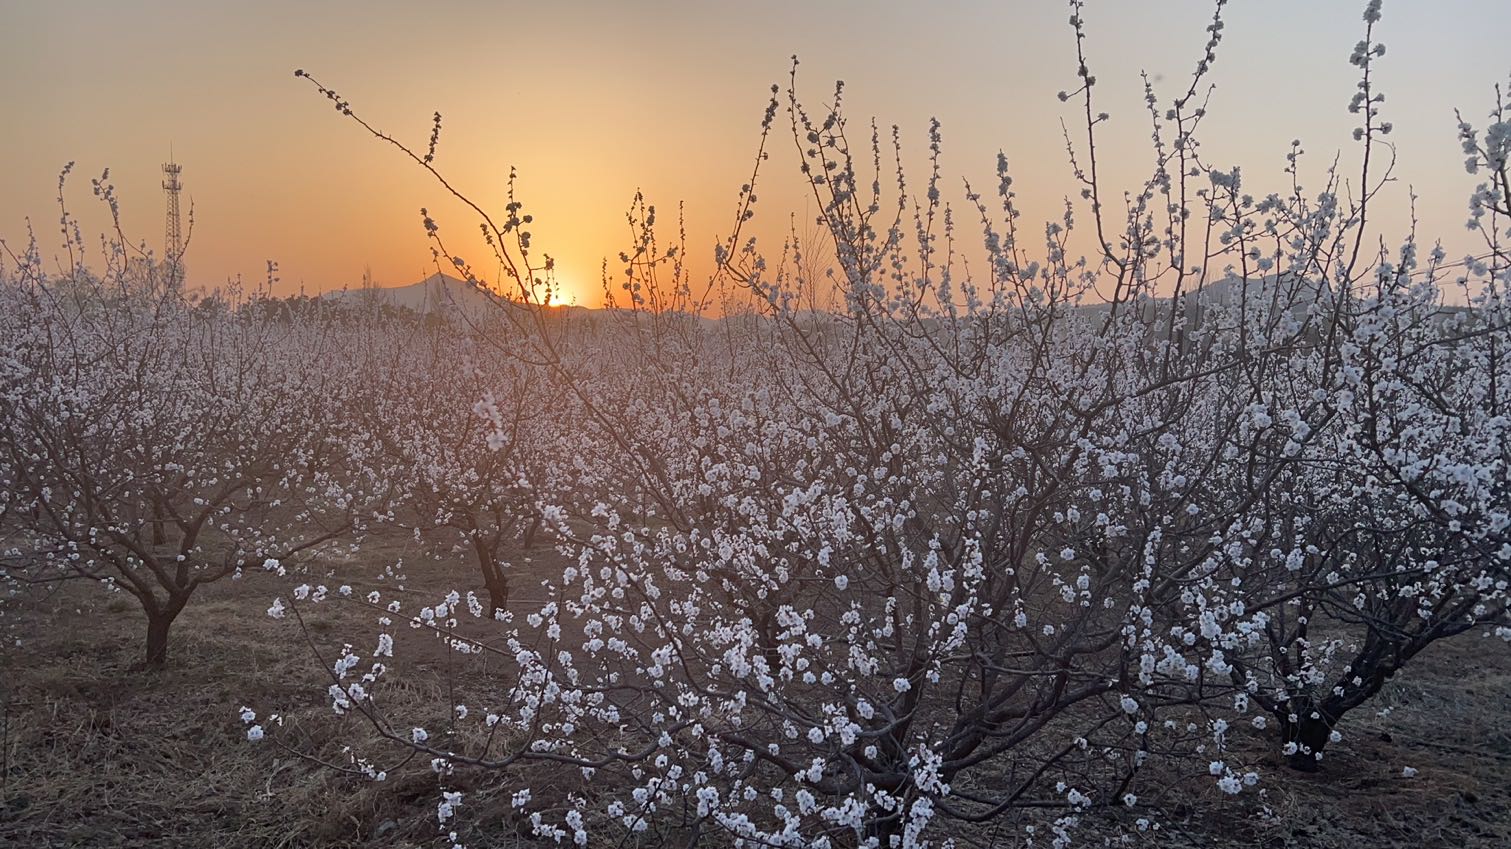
xmin=3 ymin=1 xmax=1508 ymax=306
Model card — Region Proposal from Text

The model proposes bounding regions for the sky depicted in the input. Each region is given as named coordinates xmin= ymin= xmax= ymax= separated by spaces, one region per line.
xmin=2 ymin=0 xmax=1508 ymax=306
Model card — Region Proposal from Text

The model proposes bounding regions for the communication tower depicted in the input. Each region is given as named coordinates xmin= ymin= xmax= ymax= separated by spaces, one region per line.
xmin=162 ymin=158 xmax=184 ymax=288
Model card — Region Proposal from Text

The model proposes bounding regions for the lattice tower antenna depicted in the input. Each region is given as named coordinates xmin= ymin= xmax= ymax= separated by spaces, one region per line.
xmin=162 ymin=156 xmax=184 ymax=288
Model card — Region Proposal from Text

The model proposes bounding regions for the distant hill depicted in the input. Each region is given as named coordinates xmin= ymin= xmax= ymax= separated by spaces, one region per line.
xmin=319 ymin=273 xmax=612 ymax=323
xmin=317 ymin=272 xmax=1474 ymax=331
xmin=320 ymin=273 xmax=502 ymax=314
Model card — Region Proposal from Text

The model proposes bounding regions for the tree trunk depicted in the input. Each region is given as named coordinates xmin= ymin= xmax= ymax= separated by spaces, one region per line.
xmin=1280 ymin=648 xmax=1410 ymax=771
xmin=1283 ymin=712 xmax=1335 ymax=772
xmin=473 ymin=538 xmax=510 ymax=616
xmin=151 ymin=501 xmax=167 ymax=546
xmin=522 ymin=513 xmax=543 ymax=550
xmin=484 ymin=570 xmax=509 ymax=616
xmin=864 ymin=796 xmax=907 ymax=847
xmin=143 ymin=612 xmax=174 ymax=669
xmin=140 ymin=594 xmax=189 ymax=669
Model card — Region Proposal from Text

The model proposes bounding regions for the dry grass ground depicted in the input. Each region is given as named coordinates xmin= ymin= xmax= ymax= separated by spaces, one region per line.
xmin=1105 ymin=632 xmax=1511 ymax=849
xmin=1 ymin=538 xmax=1508 ymax=848
xmin=0 ymin=536 xmax=570 ymax=849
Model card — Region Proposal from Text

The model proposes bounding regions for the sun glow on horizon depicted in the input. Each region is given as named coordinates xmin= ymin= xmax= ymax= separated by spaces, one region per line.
xmin=3 ymin=1 xmax=1508 ymax=309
